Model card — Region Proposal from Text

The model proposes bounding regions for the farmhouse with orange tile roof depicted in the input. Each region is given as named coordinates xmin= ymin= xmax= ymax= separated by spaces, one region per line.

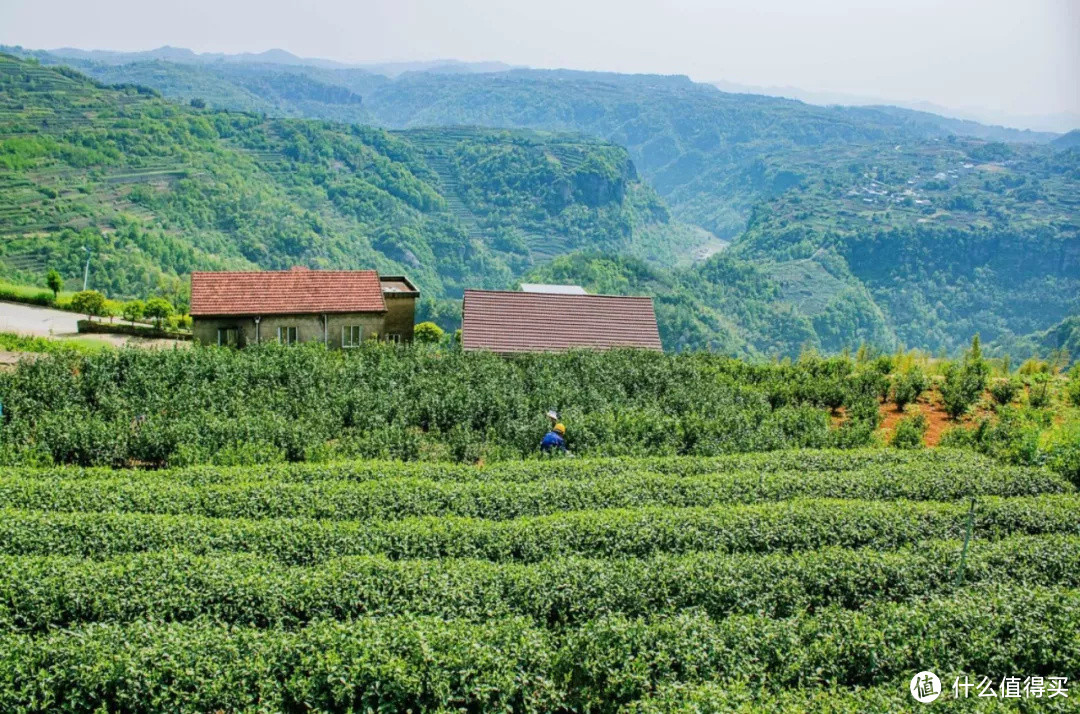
xmin=189 ymin=267 xmax=418 ymax=347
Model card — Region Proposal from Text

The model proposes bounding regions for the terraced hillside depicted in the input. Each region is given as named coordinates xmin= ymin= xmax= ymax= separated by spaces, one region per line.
xmin=0 ymin=449 xmax=1077 ymax=711
xmin=0 ymin=55 xmax=682 ymax=311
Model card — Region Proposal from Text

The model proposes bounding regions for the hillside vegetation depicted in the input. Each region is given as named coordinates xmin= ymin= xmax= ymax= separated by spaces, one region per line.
xmin=0 ymin=342 xmax=887 ymax=467
xmin=6 ymin=49 xmax=1078 ymax=357
xmin=0 ymin=55 xmax=681 ymax=316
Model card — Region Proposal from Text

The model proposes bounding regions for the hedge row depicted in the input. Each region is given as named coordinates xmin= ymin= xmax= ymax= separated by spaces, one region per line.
xmin=1 ymin=534 xmax=1077 ymax=633
xmin=0 ymin=345 xmax=882 ymax=466
xmin=626 ymin=681 xmax=1060 ymax=713
xmin=558 ymin=585 xmax=1080 ymax=711
xmin=0 ymin=463 xmax=1068 ymax=522
xmin=1 ymin=495 xmax=1077 ymax=564
xmin=1 ymin=585 xmax=1076 ymax=713
xmin=5 ymin=448 xmax=1007 ymax=486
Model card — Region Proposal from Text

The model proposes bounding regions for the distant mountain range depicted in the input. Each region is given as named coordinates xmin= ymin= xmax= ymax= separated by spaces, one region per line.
xmin=40 ymin=45 xmax=521 ymax=78
xmin=710 ymin=79 xmax=1079 ymax=136
xmin=15 ymin=44 xmax=1074 ymax=134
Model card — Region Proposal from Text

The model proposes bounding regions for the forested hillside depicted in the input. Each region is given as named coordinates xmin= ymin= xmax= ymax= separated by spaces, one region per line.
xmin=0 ymin=55 xmax=681 ymax=317
xmin=3 ymin=50 xmax=1078 ymax=356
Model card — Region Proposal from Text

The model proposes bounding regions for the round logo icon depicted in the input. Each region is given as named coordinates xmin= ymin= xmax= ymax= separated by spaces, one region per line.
xmin=910 ymin=671 xmax=942 ymax=703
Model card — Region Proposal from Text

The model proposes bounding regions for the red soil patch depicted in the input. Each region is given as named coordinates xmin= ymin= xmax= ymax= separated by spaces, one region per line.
xmin=878 ymin=391 xmax=955 ymax=447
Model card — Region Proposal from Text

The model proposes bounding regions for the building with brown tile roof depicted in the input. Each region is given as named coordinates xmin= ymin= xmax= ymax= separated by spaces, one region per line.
xmin=190 ymin=267 xmax=418 ymax=347
xmin=461 ymin=289 xmax=662 ymax=354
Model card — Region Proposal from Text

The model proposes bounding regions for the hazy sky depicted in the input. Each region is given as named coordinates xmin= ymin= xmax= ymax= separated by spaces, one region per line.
xmin=2 ymin=0 xmax=1078 ymax=124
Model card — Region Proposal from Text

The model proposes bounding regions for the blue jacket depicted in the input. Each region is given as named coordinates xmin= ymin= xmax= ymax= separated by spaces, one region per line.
xmin=540 ymin=431 xmax=567 ymax=452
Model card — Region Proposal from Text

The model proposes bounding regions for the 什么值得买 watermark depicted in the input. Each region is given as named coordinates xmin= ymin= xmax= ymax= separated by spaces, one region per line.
xmin=910 ymin=671 xmax=1068 ymax=703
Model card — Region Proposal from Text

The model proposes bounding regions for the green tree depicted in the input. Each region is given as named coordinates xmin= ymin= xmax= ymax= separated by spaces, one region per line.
xmin=45 ymin=269 xmax=63 ymax=300
xmin=988 ymin=377 xmax=1022 ymax=406
xmin=144 ymin=297 xmax=174 ymax=329
xmin=890 ymin=412 xmax=928 ymax=449
xmin=1027 ymin=373 xmax=1052 ymax=409
xmin=414 ymin=321 xmax=445 ymax=344
xmin=939 ymin=335 xmax=990 ymax=419
xmin=70 ymin=290 xmax=107 ymax=318
xmin=891 ymin=367 xmax=928 ymax=411
xmin=1069 ymin=365 xmax=1080 ymax=407
xmin=122 ymin=300 xmax=145 ymax=325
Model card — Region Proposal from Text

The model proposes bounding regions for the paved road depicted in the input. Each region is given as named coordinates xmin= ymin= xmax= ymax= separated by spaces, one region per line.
xmin=0 ymin=300 xmax=189 ymax=349
xmin=0 ymin=300 xmax=81 ymax=336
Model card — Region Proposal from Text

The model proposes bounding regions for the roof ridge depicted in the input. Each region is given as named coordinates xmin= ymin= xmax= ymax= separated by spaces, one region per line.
xmin=464 ymin=289 xmax=653 ymax=300
xmin=192 ymin=269 xmax=379 ymax=276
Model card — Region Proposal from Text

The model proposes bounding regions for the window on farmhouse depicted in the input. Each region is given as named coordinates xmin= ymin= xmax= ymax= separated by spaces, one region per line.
xmin=342 ymin=325 xmax=362 ymax=348
xmin=277 ymin=326 xmax=298 ymax=344
xmin=217 ymin=327 xmax=238 ymax=347
xmin=385 ymin=333 xmax=401 ymax=344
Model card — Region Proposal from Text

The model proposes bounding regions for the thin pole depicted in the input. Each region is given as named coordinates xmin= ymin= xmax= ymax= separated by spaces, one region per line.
xmin=954 ymin=497 xmax=976 ymax=587
xmin=82 ymin=248 xmax=91 ymax=291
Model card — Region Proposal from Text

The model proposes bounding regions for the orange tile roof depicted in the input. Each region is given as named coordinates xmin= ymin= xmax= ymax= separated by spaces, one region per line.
xmin=190 ymin=268 xmax=386 ymax=316
xmin=462 ymin=289 xmax=662 ymax=353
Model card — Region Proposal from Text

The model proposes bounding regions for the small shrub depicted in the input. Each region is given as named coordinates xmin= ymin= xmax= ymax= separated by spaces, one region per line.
xmin=940 ymin=337 xmax=990 ymax=419
xmin=988 ymin=377 xmax=1022 ymax=406
xmin=1027 ymin=373 xmax=1052 ymax=409
xmin=1069 ymin=365 xmax=1080 ymax=407
xmin=890 ymin=411 xmax=927 ymax=449
xmin=414 ymin=321 xmax=445 ymax=344
xmin=122 ymin=300 xmax=145 ymax=325
xmin=70 ymin=290 xmax=107 ymax=318
xmin=1018 ymin=358 xmax=1049 ymax=376
xmin=940 ymin=363 xmax=982 ymax=419
xmin=939 ymin=425 xmax=974 ymax=448
xmin=144 ymin=297 xmax=174 ymax=328
xmin=891 ymin=368 xmax=928 ymax=410
xmin=46 ymin=269 xmax=63 ymax=299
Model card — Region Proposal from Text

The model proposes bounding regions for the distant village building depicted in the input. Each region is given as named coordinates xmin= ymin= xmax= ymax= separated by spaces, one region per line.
xmin=190 ymin=267 xmax=418 ymax=347
xmin=461 ymin=288 xmax=661 ymax=354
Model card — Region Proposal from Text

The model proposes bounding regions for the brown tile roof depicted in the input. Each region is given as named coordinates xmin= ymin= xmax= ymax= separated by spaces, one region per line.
xmin=190 ymin=268 xmax=386 ymax=316
xmin=462 ymin=289 xmax=662 ymax=353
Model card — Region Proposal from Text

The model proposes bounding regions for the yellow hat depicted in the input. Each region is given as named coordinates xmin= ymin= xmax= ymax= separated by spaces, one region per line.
xmin=553 ymin=423 xmax=566 ymax=435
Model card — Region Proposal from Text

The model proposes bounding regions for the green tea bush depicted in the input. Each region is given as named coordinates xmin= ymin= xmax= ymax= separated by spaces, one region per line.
xmin=940 ymin=336 xmax=991 ymax=419
xmin=988 ymin=376 xmax=1022 ymax=405
xmin=0 ymin=458 xmax=1067 ymax=522
xmin=0 ymin=447 xmax=1009 ymax=485
xmin=1068 ymin=364 xmax=1080 ymax=406
xmin=0 ymin=344 xmax=881 ymax=466
xmin=889 ymin=411 xmax=927 ymax=449
xmin=0 ymin=616 xmax=559 ymax=713
xmin=1027 ymin=372 xmax=1052 ymax=408
xmin=629 ymin=680 xmax=1055 ymax=713
xmin=0 ymin=585 xmax=1075 ymax=713
xmin=942 ymin=406 xmax=1049 ymax=468
xmin=556 ymin=584 xmax=1080 ymax=711
xmin=890 ymin=367 xmax=928 ymax=410
xmin=2 ymin=494 xmax=1076 ymax=564
xmin=2 ymin=533 xmax=1075 ymax=633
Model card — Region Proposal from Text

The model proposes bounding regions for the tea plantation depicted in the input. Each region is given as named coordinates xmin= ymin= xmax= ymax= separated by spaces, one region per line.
xmin=0 ymin=344 xmax=1077 ymax=710
xmin=0 ymin=448 xmax=1077 ymax=711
